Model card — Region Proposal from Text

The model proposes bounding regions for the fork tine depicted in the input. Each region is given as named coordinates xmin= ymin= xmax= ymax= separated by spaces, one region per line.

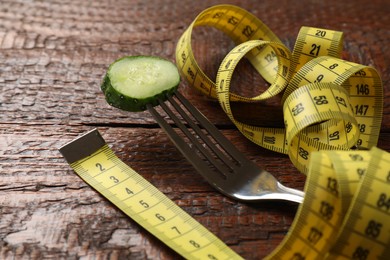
xmin=156 ymin=96 xmax=230 ymax=177
xmin=146 ymin=102 xmax=224 ymax=184
xmin=174 ymin=91 xmax=248 ymax=164
xmin=166 ymin=93 xmax=239 ymax=171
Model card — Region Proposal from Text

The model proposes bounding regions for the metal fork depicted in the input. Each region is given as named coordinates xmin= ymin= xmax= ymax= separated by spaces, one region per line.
xmin=146 ymin=90 xmax=304 ymax=203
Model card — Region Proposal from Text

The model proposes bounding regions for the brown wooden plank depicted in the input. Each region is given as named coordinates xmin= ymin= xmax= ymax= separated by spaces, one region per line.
xmin=0 ymin=126 xmax=302 ymax=259
xmin=1 ymin=0 xmax=389 ymax=128
xmin=1 ymin=125 xmax=390 ymax=259
xmin=1 ymin=0 xmax=390 ymax=259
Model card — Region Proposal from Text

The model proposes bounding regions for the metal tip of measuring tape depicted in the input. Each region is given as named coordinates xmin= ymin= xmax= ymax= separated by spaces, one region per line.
xmin=59 ymin=128 xmax=106 ymax=164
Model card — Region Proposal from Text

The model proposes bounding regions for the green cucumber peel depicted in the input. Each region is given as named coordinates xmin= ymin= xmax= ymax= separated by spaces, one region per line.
xmin=101 ymin=55 xmax=180 ymax=112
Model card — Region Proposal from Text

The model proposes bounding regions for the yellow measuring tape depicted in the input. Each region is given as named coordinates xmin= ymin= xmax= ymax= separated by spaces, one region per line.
xmin=59 ymin=4 xmax=389 ymax=259
xmin=174 ymin=3 xmax=389 ymax=259
xmin=176 ymin=4 xmax=383 ymax=173
xmin=269 ymin=148 xmax=390 ymax=259
xmin=59 ymin=129 xmax=243 ymax=260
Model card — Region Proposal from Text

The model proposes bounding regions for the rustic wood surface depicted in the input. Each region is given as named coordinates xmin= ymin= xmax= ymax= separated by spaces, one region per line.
xmin=1 ymin=0 xmax=389 ymax=259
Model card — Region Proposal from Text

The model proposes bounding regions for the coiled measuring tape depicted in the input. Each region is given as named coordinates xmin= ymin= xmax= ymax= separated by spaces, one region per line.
xmin=176 ymin=4 xmax=383 ymax=173
xmin=268 ymin=147 xmax=390 ymax=259
xmin=174 ymin=4 xmax=389 ymax=259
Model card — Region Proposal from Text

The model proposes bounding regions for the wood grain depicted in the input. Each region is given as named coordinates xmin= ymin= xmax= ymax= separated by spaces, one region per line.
xmin=1 ymin=0 xmax=389 ymax=259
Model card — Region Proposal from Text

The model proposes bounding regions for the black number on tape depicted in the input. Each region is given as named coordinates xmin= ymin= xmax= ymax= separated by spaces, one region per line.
xmin=292 ymin=103 xmax=304 ymax=116
xmin=319 ymin=201 xmax=334 ymax=220
xmin=242 ymin=25 xmax=254 ymax=38
xmin=357 ymin=168 xmax=366 ymax=179
xmin=96 ymin=163 xmax=105 ymax=172
xmin=187 ymin=67 xmax=195 ymax=80
xmin=110 ymin=176 xmax=119 ymax=183
xmin=277 ymin=48 xmax=287 ymax=58
xmin=359 ymin=124 xmax=366 ymax=133
xmin=291 ymin=252 xmax=305 ymax=260
xmin=299 ymin=147 xmax=309 ymax=160
xmin=329 ymin=131 xmax=340 ymax=141
xmin=349 ymin=154 xmax=364 ymax=161
xmin=335 ymin=96 xmax=347 ymax=107
xmin=315 ymin=30 xmax=327 ymax=37
xmin=377 ymin=193 xmax=390 ymax=211
xmin=190 ymin=240 xmax=201 ymax=248
xmin=314 ymin=74 xmax=324 ymax=83
xmin=212 ymin=12 xmax=223 ymax=19
xmin=171 ymin=226 xmax=181 ymax=235
xmin=155 ymin=213 xmax=166 ymax=221
xmin=265 ymin=51 xmax=276 ymax=63
xmin=208 ymin=254 xmax=218 ymax=260
xmin=139 ymin=200 xmax=149 ymax=208
xmin=327 ymin=177 xmax=339 ymax=196
xmin=346 ymin=122 xmax=353 ymax=133
xmin=264 ymin=136 xmax=276 ymax=144
xmin=355 ymin=105 xmax=369 ymax=115
xmin=355 ymin=70 xmax=367 ymax=76
xmin=228 ymin=16 xmax=239 ymax=25
xmin=310 ymin=44 xmax=321 ymax=56
xmin=365 ymin=220 xmax=382 ymax=239
xmin=352 ymin=246 xmax=370 ymax=260
xmin=356 ymin=84 xmax=370 ymax=95
xmin=307 ymin=227 xmax=323 ymax=245
xmin=181 ymin=51 xmax=187 ymax=64
xmin=314 ymin=95 xmax=328 ymax=105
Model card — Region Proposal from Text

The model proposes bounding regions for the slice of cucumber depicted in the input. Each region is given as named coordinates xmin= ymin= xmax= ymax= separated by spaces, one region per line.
xmin=101 ymin=56 xmax=180 ymax=112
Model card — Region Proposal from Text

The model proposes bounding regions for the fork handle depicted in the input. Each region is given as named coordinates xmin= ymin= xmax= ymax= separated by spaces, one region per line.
xmin=275 ymin=183 xmax=305 ymax=203
xmin=234 ymin=184 xmax=305 ymax=203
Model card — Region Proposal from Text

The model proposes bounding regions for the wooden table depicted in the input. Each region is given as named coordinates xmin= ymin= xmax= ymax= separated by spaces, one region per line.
xmin=1 ymin=0 xmax=389 ymax=259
